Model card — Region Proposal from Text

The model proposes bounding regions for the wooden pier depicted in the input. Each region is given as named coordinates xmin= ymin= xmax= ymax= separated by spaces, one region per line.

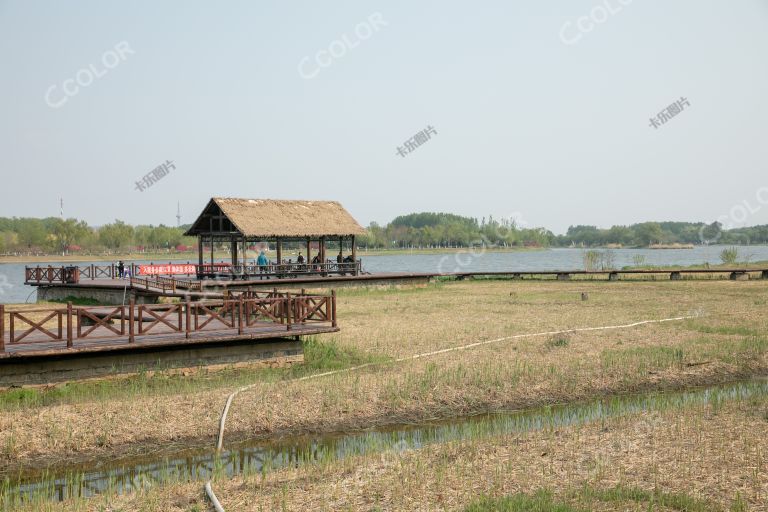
xmin=0 ymin=291 xmax=337 ymax=360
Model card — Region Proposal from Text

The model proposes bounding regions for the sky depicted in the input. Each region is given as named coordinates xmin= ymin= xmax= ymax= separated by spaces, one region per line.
xmin=1 ymin=0 xmax=767 ymax=234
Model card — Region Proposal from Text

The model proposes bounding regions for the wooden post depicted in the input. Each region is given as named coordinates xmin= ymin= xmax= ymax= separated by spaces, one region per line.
xmin=331 ymin=290 xmax=337 ymax=328
xmin=238 ymin=295 xmax=244 ymax=335
xmin=0 ymin=304 xmax=5 ymax=352
xmin=231 ymin=236 xmax=238 ymax=269
xmin=210 ymin=235 xmax=214 ymax=265
xmin=320 ymin=236 xmax=326 ymax=276
xmin=322 ymin=236 xmax=327 ymax=263
xmin=90 ymin=263 xmax=95 ymax=280
xmin=129 ymin=299 xmax=135 ymax=343
xmin=66 ymin=302 xmax=73 ymax=348
xmin=198 ymin=237 xmax=204 ymax=267
xmin=185 ymin=299 xmax=191 ymax=338
xmin=351 ymin=235 xmax=357 ymax=275
xmin=276 ymin=237 xmax=283 ymax=278
xmin=286 ymin=292 xmax=292 ymax=331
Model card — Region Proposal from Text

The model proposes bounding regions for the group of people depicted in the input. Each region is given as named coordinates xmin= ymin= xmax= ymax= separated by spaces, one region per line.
xmin=116 ymin=260 xmax=130 ymax=279
xmin=253 ymin=250 xmax=356 ymax=270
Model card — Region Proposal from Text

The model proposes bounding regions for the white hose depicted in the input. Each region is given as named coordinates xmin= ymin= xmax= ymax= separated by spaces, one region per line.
xmin=204 ymin=313 xmax=696 ymax=510
xmin=204 ymin=481 xmax=225 ymax=512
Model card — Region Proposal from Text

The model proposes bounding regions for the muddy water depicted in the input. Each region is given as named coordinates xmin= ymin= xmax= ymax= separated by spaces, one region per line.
xmin=2 ymin=379 xmax=766 ymax=505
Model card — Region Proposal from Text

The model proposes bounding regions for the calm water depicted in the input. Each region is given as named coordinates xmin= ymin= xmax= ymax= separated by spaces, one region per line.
xmin=2 ymin=246 xmax=768 ymax=303
xmin=2 ymin=378 xmax=766 ymax=504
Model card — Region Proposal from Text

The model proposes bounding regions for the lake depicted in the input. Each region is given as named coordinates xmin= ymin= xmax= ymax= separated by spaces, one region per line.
xmin=1 ymin=245 xmax=767 ymax=303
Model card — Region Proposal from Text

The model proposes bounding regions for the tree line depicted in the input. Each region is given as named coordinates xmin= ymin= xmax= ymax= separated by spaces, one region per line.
xmin=0 ymin=217 xmax=195 ymax=254
xmin=359 ymin=215 xmax=768 ymax=249
xmin=2 ymin=215 xmax=768 ymax=255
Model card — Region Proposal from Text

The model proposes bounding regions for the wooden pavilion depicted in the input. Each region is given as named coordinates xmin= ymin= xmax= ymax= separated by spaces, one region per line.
xmin=184 ymin=198 xmax=366 ymax=277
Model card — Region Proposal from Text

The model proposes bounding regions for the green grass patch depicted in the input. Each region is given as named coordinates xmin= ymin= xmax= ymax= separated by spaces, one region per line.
xmin=465 ymin=490 xmax=580 ymax=511
xmin=683 ymin=321 xmax=763 ymax=337
xmin=601 ymin=345 xmax=685 ymax=373
xmin=46 ymin=296 xmax=102 ymax=306
xmin=466 ymin=485 xmax=734 ymax=512
xmin=287 ymin=337 xmax=389 ymax=376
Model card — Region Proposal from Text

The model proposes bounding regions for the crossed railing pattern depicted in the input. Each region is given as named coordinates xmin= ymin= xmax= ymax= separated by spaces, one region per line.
xmin=129 ymin=276 xmax=203 ymax=293
xmin=0 ymin=291 xmax=337 ymax=352
xmin=196 ymin=261 xmax=361 ymax=278
xmin=24 ymin=261 xmax=362 ymax=285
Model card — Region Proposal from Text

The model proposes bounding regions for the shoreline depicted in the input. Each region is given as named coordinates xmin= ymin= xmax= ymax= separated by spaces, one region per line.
xmin=2 ymin=244 xmax=767 ymax=265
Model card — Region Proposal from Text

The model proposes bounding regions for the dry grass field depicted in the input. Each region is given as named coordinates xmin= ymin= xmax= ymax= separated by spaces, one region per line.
xmin=1 ymin=278 xmax=767 ymax=510
xmin=13 ymin=385 xmax=767 ymax=511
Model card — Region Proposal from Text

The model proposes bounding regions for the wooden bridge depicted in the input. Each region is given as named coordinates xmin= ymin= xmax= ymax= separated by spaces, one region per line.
xmin=0 ymin=290 xmax=337 ymax=359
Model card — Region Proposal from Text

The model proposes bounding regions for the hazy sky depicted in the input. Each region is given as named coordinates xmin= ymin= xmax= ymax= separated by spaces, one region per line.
xmin=1 ymin=0 xmax=767 ymax=234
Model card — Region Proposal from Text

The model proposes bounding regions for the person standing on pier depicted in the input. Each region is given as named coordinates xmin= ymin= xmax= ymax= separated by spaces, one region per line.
xmin=257 ymin=250 xmax=269 ymax=279
xmin=117 ymin=260 xmax=125 ymax=279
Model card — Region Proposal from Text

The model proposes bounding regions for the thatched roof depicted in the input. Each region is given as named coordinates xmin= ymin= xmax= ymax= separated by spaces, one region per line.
xmin=185 ymin=198 xmax=366 ymax=238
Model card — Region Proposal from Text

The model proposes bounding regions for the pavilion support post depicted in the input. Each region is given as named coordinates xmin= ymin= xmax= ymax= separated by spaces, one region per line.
xmin=306 ymin=237 xmax=311 ymax=266
xmin=0 ymin=304 xmax=5 ymax=352
xmin=210 ymin=236 xmax=214 ymax=265
xmin=320 ymin=236 xmax=326 ymax=276
xmin=352 ymin=235 xmax=358 ymax=275
xmin=231 ymin=236 xmax=238 ymax=268
xmin=276 ymin=238 xmax=282 ymax=266
xmin=197 ymin=237 xmax=203 ymax=267
xmin=242 ymin=237 xmax=247 ymax=267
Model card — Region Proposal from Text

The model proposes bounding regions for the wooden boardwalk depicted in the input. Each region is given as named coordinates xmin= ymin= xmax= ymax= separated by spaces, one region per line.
xmin=0 ymin=321 xmax=335 ymax=360
xmin=0 ymin=292 xmax=337 ymax=360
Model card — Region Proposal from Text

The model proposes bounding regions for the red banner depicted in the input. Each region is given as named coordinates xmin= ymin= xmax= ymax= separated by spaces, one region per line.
xmin=139 ymin=264 xmax=197 ymax=276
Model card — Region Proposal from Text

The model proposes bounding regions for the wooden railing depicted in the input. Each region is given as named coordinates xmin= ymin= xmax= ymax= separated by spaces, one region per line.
xmin=195 ymin=261 xmax=362 ymax=278
xmin=0 ymin=291 xmax=337 ymax=352
xmin=24 ymin=261 xmax=362 ymax=285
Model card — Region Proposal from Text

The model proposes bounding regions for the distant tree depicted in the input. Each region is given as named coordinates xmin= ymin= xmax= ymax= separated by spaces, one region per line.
xmin=99 ymin=220 xmax=134 ymax=250
xmin=699 ymin=221 xmax=722 ymax=244
xmin=634 ymin=222 xmax=664 ymax=246
xmin=51 ymin=218 xmax=91 ymax=253
xmin=16 ymin=218 xmax=47 ymax=248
